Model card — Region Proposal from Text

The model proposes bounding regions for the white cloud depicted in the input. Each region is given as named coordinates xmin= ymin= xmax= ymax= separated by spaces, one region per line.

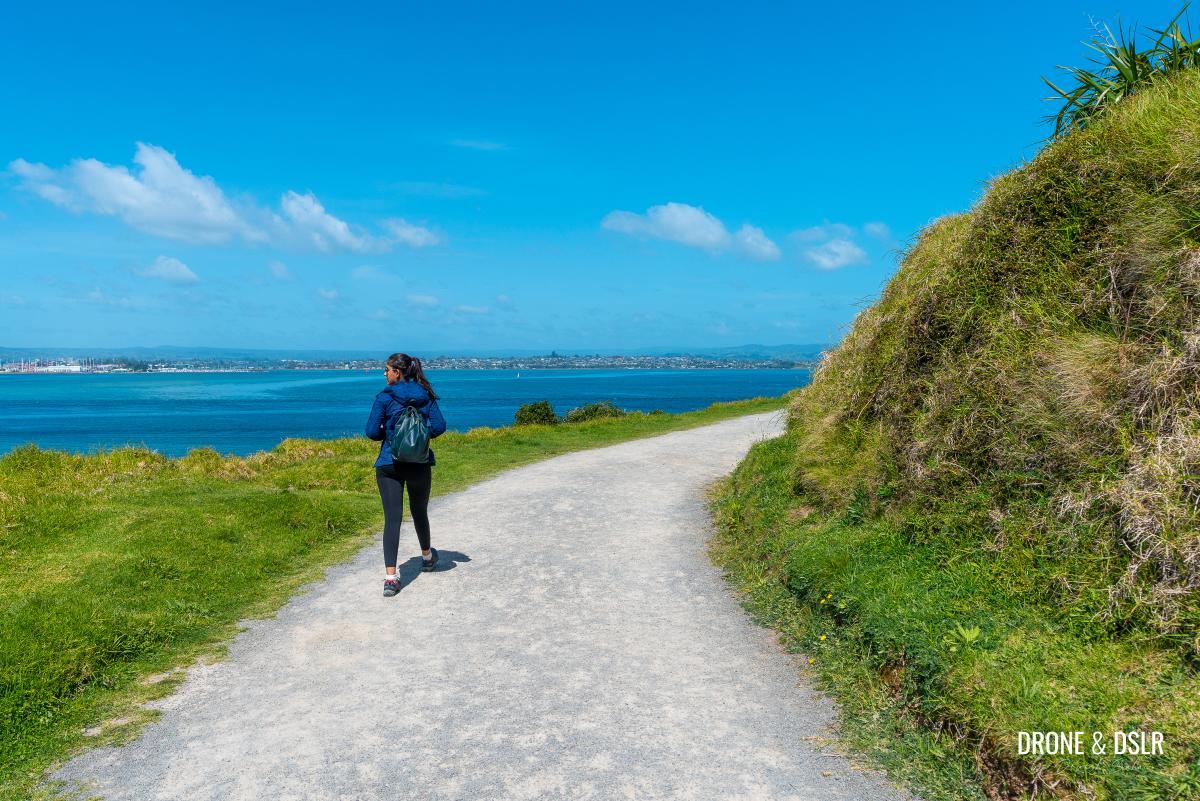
xmin=279 ymin=191 xmax=385 ymax=253
xmin=138 ymin=255 xmax=199 ymax=284
xmin=451 ymin=138 xmax=507 ymax=151
xmin=734 ymin=224 xmax=781 ymax=261
xmin=407 ymin=294 xmax=439 ymax=307
xmin=11 ymin=144 xmax=262 ymax=244
xmin=803 ymin=238 xmax=868 ymax=270
xmin=602 ymin=202 xmax=780 ymax=261
xmin=267 ymin=260 xmax=292 ymax=280
xmin=788 ymin=221 xmax=879 ymax=269
xmin=603 ymin=202 xmax=730 ymax=251
xmin=11 ymin=159 xmax=75 ymax=207
xmin=10 ymin=143 xmax=445 ymax=254
xmin=453 ymin=304 xmax=490 ymax=314
xmin=383 ymin=218 xmax=441 ymax=248
xmin=864 ymin=221 xmax=892 ymax=240
xmin=317 ymin=288 xmax=339 ymax=300
xmin=496 ymin=294 xmax=511 ymax=303
xmin=368 ymin=308 xmax=391 ymax=321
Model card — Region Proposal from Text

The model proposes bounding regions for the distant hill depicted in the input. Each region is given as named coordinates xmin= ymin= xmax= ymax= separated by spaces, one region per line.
xmin=648 ymin=344 xmax=828 ymax=361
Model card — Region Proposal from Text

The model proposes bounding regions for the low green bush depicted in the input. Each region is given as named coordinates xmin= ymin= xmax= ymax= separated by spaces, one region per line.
xmin=563 ymin=400 xmax=628 ymax=423
xmin=513 ymin=400 xmax=559 ymax=426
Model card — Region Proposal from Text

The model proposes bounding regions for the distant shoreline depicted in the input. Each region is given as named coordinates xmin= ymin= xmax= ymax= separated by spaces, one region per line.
xmin=1 ymin=362 xmax=814 ymax=376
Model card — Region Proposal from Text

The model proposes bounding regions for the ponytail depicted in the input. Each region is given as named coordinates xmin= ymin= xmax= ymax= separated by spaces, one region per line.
xmin=386 ymin=352 xmax=439 ymax=399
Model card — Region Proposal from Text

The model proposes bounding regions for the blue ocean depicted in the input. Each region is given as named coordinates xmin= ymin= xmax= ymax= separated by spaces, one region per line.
xmin=0 ymin=369 xmax=807 ymax=457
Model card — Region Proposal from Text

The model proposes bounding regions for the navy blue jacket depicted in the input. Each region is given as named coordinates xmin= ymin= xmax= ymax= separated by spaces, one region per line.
xmin=365 ymin=381 xmax=447 ymax=467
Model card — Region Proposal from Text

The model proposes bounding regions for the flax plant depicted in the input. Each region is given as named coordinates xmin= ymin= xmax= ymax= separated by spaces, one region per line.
xmin=1044 ymin=4 xmax=1200 ymax=138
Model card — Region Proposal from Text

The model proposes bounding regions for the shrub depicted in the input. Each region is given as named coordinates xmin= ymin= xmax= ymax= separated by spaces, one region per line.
xmin=562 ymin=401 xmax=628 ymax=424
xmin=1044 ymin=4 xmax=1200 ymax=138
xmin=513 ymin=400 xmax=559 ymax=426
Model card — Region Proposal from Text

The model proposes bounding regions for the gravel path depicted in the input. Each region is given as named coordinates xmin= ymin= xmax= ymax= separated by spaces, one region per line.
xmin=55 ymin=411 xmax=914 ymax=801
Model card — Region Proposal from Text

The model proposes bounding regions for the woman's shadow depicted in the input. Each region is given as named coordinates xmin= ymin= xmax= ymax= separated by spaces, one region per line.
xmin=395 ymin=549 xmax=471 ymax=587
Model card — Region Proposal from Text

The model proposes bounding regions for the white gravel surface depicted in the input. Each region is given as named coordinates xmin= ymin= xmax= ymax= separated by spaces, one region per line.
xmin=55 ymin=410 xmax=915 ymax=801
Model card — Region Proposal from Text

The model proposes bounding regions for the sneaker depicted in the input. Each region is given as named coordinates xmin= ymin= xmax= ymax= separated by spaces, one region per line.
xmin=383 ymin=576 xmax=402 ymax=597
xmin=421 ymin=547 xmax=439 ymax=572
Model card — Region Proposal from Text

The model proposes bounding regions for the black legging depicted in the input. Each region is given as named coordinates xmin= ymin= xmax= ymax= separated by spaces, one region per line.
xmin=375 ymin=462 xmax=432 ymax=567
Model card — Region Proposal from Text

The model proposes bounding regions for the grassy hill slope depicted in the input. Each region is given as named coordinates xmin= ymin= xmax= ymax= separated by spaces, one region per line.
xmin=712 ymin=69 xmax=1200 ymax=800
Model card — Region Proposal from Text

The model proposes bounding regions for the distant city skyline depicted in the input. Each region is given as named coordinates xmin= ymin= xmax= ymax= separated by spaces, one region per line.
xmin=1 ymin=0 xmax=1181 ymax=350
xmin=0 ymin=342 xmax=828 ymax=361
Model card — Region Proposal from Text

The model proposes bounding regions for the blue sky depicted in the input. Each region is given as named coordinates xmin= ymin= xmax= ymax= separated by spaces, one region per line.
xmin=0 ymin=0 xmax=1184 ymax=353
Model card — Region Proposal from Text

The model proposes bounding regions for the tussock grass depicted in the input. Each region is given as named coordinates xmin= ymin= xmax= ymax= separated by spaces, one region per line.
xmin=712 ymin=69 xmax=1200 ymax=800
xmin=0 ymin=394 xmax=787 ymax=801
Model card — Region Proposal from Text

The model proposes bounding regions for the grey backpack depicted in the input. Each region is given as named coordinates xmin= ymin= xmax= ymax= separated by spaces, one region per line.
xmin=387 ymin=404 xmax=431 ymax=462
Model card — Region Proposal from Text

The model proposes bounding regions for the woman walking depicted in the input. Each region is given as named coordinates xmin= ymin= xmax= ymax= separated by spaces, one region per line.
xmin=366 ymin=353 xmax=447 ymax=597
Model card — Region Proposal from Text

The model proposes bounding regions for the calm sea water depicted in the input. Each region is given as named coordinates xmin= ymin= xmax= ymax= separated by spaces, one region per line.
xmin=0 ymin=369 xmax=807 ymax=457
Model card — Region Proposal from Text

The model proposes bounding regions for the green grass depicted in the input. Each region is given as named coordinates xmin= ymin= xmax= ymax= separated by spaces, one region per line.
xmin=709 ymin=67 xmax=1200 ymax=801
xmin=0 ymin=394 xmax=787 ymax=801
xmin=711 ymin=433 xmax=1200 ymax=801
